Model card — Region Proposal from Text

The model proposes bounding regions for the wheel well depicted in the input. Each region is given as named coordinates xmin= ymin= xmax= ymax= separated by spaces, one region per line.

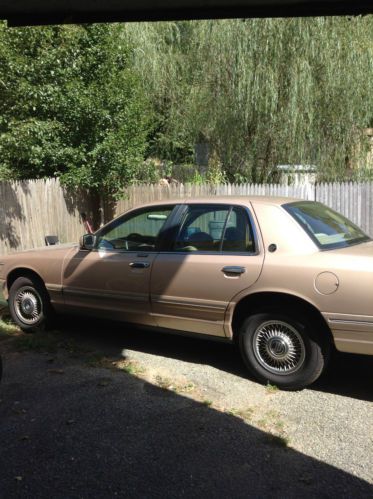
xmin=7 ymin=268 xmax=47 ymax=293
xmin=232 ymin=292 xmax=333 ymax=344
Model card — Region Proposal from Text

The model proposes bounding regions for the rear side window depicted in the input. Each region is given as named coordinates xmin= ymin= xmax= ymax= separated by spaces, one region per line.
xmin=173 ymin=204 xmax=256 ymax=253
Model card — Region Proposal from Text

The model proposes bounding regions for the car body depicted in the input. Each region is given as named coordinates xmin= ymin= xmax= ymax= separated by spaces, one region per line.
xmin=1 ymin=196 xmax=372 ymax=389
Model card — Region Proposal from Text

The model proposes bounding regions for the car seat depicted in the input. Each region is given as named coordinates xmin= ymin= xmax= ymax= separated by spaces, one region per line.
xmin=223 ymin=227 xmax=246 ymax=252
xmin=187 ymin=231 xmax=214 ymax=251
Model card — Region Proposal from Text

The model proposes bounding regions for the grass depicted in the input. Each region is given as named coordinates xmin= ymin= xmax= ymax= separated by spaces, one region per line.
xmin=85 ymin=354 xmax=146 ymax=377
xmin=13 ymin=330 xmax=82 ymax=354
xmin=256 ymin=410 xmax=290 ymax=448
xmin=226 ymin=407 xmax=255 ymax=422
xmin=265 ymin=383 xmax=279 ymax=394
xmin=154 ymin=375 xmax=174 ymax=390
xmin=116 ymin=359 xmax=146 ymax=376
xmin=85 ymin=353 xmax=113 ymax=368
xmin=87 ymin=356 xmax=196 ymax=397
xmin=176 ymin=382 xmax=196 ymax=394
xmin=0 ymin=309 xmax=84 ymax=354
xmin=226 ymin=406 xmax=290 ymax=448
xmin=154 ymin=375 xmax=196 ymax=394
xmin=86 ymin=356 xmax=199 ymax=397
xmin=266 ymin=434 xmax=290 ymax=448
xmin=0 ymin=317 xmax=20 ymax=338
xmin=1 ymin=316 xmax=82 ymax=355
xmin=14 ymin=334 xmax=59 ymax=353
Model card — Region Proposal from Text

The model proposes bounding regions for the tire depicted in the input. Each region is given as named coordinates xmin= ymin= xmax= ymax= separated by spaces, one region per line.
xmin=8 ymin=276 xmax=54 ymax=333
xmin=239 ymin=311 xmax=329 ymax=390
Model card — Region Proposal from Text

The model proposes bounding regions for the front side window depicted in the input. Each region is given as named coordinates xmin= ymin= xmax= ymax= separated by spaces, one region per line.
xmin=283 ymin=201 xmax=370 ymax=250
xmin=97 ymin=206 xmax=173 ymax=251
xmin=173 ymin=204 xmax=256 ymax=253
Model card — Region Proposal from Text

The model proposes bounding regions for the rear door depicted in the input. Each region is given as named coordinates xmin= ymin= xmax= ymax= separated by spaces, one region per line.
xmin=150 ymin=203 xmax=264 ymax=337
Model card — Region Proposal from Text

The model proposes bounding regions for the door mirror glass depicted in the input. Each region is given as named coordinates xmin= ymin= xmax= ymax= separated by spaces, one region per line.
xmin=80 ymin=234 xmax=96 ymax=250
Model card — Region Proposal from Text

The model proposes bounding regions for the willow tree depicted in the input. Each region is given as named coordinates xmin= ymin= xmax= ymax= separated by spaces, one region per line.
xmin=122 ymin=21 xmax=196 ymax=163
xmin=123 ymin=17 xmax=373 ymax=182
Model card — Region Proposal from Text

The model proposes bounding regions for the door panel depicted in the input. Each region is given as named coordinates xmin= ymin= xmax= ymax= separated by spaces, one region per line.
xmin=151 ymin=253 xmax=264 ymax=336
xmin=63 ymin=249 xmax=157 ymax=324
xmin=62 ymin=205 xmax=175 ymax=325
xmin=150 ymin=204 xmax=264 ymax=336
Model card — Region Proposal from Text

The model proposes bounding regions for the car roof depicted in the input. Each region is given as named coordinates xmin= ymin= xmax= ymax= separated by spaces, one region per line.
xmin=132 ymin=195 xmax=303 ymax=209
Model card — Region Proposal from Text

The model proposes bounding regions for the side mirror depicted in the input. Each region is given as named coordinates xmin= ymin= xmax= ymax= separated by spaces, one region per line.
xmin=79 ymin=234 xmax=97 ymax=250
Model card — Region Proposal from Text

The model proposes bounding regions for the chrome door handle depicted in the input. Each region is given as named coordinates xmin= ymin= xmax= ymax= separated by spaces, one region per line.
xmin=129 ymin=262 xmax=150 ymax=269
xmin=222 ymin=266 xmax=246 ymax=275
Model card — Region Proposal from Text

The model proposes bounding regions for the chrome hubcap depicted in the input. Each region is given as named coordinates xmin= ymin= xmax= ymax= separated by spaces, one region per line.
xmin=14 ymin=287 xmax=42 ymax=325
xmin=253 ymin=320 xmax=305 ymax=375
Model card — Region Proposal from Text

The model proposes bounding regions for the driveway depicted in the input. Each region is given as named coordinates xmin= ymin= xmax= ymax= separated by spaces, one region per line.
xmin=0 ymin=316 xmax=372 ymax=498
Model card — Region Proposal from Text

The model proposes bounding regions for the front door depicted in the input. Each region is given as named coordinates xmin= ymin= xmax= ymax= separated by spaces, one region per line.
xmin=150 ymin=203 xmax=264 ymax=337
xmin=62 ymin=205 xmax=175 ymax=325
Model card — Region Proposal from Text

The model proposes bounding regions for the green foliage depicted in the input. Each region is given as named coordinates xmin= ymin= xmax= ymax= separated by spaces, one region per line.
xmin=0 ymin=23 xmax=152 ymax=195
xmin=124 ymin=18 xmax=373 ymax=182
xmin=1 ymin=19 xmax=373 ymax=188
xmin=134 ymin=159 xmax=162 ymax=184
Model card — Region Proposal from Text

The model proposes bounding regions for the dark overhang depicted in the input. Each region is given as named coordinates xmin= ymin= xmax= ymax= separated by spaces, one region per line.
xmin=1 ymin=0 xmax=372 ymax=27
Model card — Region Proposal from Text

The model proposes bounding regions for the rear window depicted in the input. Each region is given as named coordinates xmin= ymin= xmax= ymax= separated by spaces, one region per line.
xmin=283 ymin=201 xmax=370 ymax=250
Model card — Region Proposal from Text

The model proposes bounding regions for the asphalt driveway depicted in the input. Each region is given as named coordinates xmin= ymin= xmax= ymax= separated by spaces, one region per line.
xmin=0 ymin=316 xmax=372 ymax=498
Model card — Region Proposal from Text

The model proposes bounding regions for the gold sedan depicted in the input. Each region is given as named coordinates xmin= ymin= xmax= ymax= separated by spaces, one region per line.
xmin=1 ymin=197 xmax=372 ymax=389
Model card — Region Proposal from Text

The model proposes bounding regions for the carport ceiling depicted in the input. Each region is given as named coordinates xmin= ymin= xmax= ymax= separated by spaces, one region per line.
xmin=1 ymin=0 xmax=372 ymax=26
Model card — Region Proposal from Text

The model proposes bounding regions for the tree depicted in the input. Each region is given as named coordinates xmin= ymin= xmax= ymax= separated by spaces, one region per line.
xmin=0 ymin=23 xmax=152 ymax=196
xmin=124 ymin=17 xmax=373 ymax=182
xmin=1 ymin=18 xmax=373 ymax=188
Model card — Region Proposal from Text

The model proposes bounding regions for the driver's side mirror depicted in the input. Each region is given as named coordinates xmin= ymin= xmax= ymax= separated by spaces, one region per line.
xmin=79 ymin=234 xmax=97 ymax=251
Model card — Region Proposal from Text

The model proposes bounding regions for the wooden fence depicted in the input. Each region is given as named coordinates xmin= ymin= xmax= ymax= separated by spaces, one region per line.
xmin=114 ymin=182 xmax=316 ymax=215
xmin=315 ymin=182 xmax=373 ymax=237
xmin=0 ymin=178 xmax=94 ymax=255
xmin=116 ymin=182 xmax=373 ymax=236
xmin=1 ymin=178 xmax=373 ymax=254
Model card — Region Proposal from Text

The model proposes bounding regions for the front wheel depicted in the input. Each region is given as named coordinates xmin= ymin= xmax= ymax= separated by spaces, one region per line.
xmin=239 ymin=312 xmax=329 ymax=390
xmin=8 ymin=276 xmax=54 ymax=333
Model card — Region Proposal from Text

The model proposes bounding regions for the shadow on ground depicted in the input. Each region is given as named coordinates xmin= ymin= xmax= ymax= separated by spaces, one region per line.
xmin=0 ymin=338 xmax=372 ymax=499
xmin=56 ymin=316 xmax=373 ymax=403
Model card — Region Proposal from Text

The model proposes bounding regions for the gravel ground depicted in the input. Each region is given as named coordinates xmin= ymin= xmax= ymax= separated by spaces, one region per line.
xmin=119 ymin=338 xmax=373 ymax=484
xmin=0 ymin=317 xmax=372 ymax=498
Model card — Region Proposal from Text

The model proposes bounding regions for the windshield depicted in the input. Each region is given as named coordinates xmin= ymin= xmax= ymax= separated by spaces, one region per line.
xmin=283 ymin=201 xmax=370 ymax=250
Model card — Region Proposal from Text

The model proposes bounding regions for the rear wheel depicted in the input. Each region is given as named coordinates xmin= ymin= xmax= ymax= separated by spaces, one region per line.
xmin=239 ymin=311 xmax=329 ymax=390
xmin=8 ymin=276 xmax=53 ymax=333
